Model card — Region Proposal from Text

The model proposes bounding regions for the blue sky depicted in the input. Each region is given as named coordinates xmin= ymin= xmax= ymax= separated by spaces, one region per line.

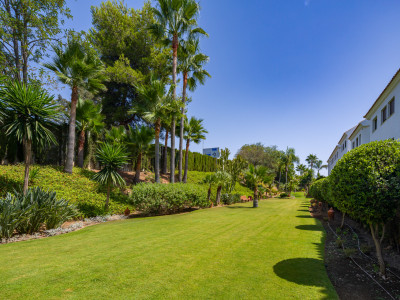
xmin=59 ymin=0 xmax=400 ymax=174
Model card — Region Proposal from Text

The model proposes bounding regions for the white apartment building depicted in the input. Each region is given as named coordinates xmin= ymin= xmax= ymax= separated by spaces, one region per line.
xmin=327 ymin=69 xmax=400 ymax=175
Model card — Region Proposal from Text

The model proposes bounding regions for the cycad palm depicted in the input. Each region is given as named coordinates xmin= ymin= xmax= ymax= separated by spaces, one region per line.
xmin=44 ymin=38 xmax=107 ymax=174
xmin=126 ymin=126 xmax=154 ymax=184
xmin=149 ymin=0 xmax=207 ymax=183
xmin=183 ymin=116 xmax=207 ymax=183
xmin=76 ymin=98 xmax=105 ymax=168
xmin=213 ymin=171 xmax=231 ymax=206
xmin=178 ymin=38 xmax=210 ymax=181
xmin=104 ymin=126 xmax=127 ymax=145
xmin=0 ymin=81 xmax=60 ymax=193
xmin=92 ymin=143 xmax=128 ymax=210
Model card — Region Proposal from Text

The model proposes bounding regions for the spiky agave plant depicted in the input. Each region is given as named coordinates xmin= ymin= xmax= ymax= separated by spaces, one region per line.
xmin=93 ymin=143 xmax=128 ymax=210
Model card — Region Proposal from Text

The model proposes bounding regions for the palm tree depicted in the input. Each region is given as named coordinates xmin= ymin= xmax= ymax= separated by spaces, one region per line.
xmin=282 ymin=147 xmax=299 ymax=191
xmin=245 ymin=164 xmax=270 ymax=208
xmin=126 ymin=125 xmax=154 ymax=184
xmin=203 ymin=174 xmax=214 ymax=203
xmin=44 ymin=38 xmax=107 ymax=174
xmin=76 ymin=98 xmax=104 ymax=168
xmin=306 ymin=154 xmax=318 ymax=176
xmin=134 ymin=76 xmax=171 ymax=183
xmin=183 ymin=116 xmax=208 ymax=183
xmin=213 ymin=171 xmax=231 ymax=206
xmin=104 ymin=126 xmax=127 ymax=145
xmin=177 ymin=38 xmax=210 ymax=181
xmin=92 ymin=143 xmax=128 ymax=210
xmin=0 ymin=81 xmax=59 ymax=194
xmin=149 ymin=0 xmax=207 ymax=183
xmin=296 ymin=164 xmax=308 ymax=176
xmin=315 ymin=160 xmax=327 ymax=177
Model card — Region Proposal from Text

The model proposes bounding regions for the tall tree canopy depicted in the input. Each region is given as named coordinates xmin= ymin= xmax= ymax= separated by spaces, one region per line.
xmin=0 ymin=0 xmax=71 ymax=82
xmin=89 ymin=0 xmax=169 ymax=126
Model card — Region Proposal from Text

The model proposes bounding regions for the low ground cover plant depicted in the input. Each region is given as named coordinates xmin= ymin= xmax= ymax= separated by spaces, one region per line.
xmin=129 ymin=183 xmax=209 ymax=214
xmin=0 ymin=187 xmax=78 ymax=241
xmin=0 ymin=165 xmax=130 ymax=217
xmin=221 ymin=193 xmax=241 ymax=205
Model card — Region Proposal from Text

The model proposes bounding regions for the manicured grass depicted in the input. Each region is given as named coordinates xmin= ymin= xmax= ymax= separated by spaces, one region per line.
xmin=0 ymin=195 xmax=337 ymax=299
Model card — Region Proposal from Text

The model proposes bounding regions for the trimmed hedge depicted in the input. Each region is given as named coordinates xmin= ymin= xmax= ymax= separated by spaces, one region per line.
xmin=129 ymin=183 xmax=209 ymax=214
xmin=329 ymin=140 xmax=400 ymax=226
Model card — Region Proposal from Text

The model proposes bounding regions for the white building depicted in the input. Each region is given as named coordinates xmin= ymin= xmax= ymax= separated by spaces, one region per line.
xmin=327 ymin=68 xmax=399 ymax=175
xmin=327 ymin=126 xmax=356 ymax=175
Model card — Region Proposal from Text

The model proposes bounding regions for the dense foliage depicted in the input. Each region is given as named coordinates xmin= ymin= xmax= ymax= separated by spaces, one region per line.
xmin=329 ymin=140 xmax=400 ymax=225
xmin=329 ymin=140 xmax=400 ymax=277
xmin=0 ymin=187 xmax=78 ymax=240
xmin=129 ymin=183 xmax=209 ymax=214
xmin=0 ymin=165 xmax=131 ymax=217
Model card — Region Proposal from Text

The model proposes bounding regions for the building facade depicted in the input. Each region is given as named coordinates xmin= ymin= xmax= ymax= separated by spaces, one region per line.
xmin=327 ymin=69 xmax=400 ymax=175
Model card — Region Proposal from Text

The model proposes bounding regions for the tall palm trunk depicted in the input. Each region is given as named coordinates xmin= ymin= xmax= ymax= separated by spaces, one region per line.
xmin=162 ymin=129 xmax=168 ymax=174
xmin=179 ymin=72 xmax=188 ymax=182
xmin=65 ymin=85 xmax=79 ymax=173
xmin=216 ymin=185 xmax=222 ymax=205
xmin=183 ymin=138 xmax=190 ymax=183
xmin=170 ymin=34 xmax=178 ymax=184
xmin=278 ymin=167 xmax=282 ymax=190
xmin=77 ymin=129 xmax=86 ymax=168
xmin=23 ymin=138 xmax=32 ymax=195
xmin=155 ymin=118 xmax=161 ymax=183
xmin=134 ymin=152 xmax=142 ymax=184
xmin=285 ymin=165 xmax=288 ymax=192
xmin=253 ymin=186 xmax=259 ymax=208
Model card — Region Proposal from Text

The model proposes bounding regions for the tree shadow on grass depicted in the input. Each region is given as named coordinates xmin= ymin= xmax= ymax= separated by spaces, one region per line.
xmin=273 ymin=258 xmax=335 ymax=299
xmin=296 ymin=215 xmax=312 ymax=218
xmin=297 ymin=209 xmax=310 ymax=212
xmin=295 ymin=225 xmax=322 ymax=231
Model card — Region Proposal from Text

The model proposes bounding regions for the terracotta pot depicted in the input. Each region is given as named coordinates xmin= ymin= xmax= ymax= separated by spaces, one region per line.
xmin=328 ymin=207 xmax=335 ymax=221
xmin=124 ymin=208 xmax=131 ymax=216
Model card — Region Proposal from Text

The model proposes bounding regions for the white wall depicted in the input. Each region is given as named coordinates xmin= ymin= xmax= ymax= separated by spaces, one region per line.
xmin=369 ymin=83 xmax=400 ymax=141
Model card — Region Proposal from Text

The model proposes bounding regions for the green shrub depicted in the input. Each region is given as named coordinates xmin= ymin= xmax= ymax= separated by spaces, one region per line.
xmin=0 ymin=165 xmax=130 ymax=217
xmin=129 ymin=183 xmax=209 ymax=215
xmin=330 ymin=140 xmax=400 ymax=276
xmin=221 ymin=193 xmax=241 ymax=205
xmin=279 ymin=192 xmax=289 ymax=198
xmin=0 ymin=194 xmax=24 ymax=241
xmin=0 ymin=187 xmax=78 ymax=239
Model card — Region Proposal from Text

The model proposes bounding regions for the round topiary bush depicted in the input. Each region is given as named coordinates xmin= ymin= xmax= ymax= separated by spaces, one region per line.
xmin=329 ymin=140 xmax=400 ymax=277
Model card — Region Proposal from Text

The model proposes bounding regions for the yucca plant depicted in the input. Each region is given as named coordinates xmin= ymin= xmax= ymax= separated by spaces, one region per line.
xmin=0 ymin=81 xmax=60 ymax=194
xmin=93 ymin=143 xmax=128 ymax=210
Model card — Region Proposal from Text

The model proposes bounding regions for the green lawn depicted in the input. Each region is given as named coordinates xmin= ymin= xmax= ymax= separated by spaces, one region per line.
xmin=0 ymin=194 xmax=337 ymax=299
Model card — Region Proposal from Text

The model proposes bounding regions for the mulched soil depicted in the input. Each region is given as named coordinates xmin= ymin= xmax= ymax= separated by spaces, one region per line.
xmin=310 ymin=206 xmax=400 ymax=300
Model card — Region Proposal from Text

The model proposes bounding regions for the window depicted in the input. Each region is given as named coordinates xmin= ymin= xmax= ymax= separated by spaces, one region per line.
xmin=381 ymin=106 xmax=387 ymax=124
xmin=359 ymin=134 xmax=361 ymax=145
xmin=352 ymin=141 xmax=355 ymax=149
xmin=373 ymin=117 xmax=378 ymax=132
xmin=356 ymin=137 xmax=359 ymax=147
xmin=389 ymin=97 xmax=395 ymax=116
